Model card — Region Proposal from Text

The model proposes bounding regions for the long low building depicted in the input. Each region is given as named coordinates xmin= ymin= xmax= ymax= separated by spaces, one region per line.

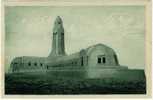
xmin=10 ymin=16 xmax=128 ymax=73
xmin=10 ymin=43 xmax=127 ymax=73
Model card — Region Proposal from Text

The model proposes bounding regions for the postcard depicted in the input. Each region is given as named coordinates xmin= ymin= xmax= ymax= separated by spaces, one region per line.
xmin=1 ymin=0 xmax=152 ymax=98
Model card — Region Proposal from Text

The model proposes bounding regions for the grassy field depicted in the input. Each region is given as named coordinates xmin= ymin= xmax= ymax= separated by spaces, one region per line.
xmin=5 ymin=70 xmax=146 ymax=94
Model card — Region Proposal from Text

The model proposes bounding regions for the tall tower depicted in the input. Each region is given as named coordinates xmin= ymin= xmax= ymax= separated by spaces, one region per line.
xmin=49 ymin=16 xmax=66 ymax=57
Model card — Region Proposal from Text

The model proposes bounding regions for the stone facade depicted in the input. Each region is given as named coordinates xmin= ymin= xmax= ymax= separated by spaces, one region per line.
xmin=10 ymin=57 xmax=46 ymax=72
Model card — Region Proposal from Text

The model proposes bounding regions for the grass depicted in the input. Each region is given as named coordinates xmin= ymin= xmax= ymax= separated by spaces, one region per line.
xmin=5 ymin=70 xmax=146 ymax=94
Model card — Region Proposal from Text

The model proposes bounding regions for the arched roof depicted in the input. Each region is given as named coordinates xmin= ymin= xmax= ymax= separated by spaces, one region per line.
xmin=84 ymin=43 xmax=116 ymax=55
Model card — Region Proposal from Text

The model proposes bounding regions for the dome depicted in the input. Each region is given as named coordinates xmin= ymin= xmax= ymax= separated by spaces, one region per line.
xmin=85 ymin=43 xmax=116 ymax=55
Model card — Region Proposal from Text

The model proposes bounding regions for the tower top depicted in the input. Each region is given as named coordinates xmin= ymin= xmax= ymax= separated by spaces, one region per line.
xmin=53 ymin=16 xmax=64 ymax=33
xmin=55 ymin=16 xmax=63 ymax=24
xmin=49 ymin=16 xmax=66 ymax=57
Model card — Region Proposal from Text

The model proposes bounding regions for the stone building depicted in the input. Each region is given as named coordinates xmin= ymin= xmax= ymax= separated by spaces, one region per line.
xmin=10 ymin=16 xmax=127 ymax=73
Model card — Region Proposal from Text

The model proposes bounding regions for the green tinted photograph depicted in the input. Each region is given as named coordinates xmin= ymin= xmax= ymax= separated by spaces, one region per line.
xmin=5 ymin=6 xmax=146 ymax=94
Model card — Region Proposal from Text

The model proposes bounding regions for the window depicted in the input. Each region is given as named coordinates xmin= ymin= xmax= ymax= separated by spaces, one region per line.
xmin=97 ymin=55 xmax=106 ymax=64
xmin=28 ymin=62 xmax=31 ymax=66
xmin=34 ymin=63 xmax=37 ymax=66
xmin=102 ymin=57 xmax=106 ymax=63
xmin=14 ymin=62 xmax=18 ymax=65
xmin=72 ymin=62 xmax=77 ymax=65
xmin=81 ymin=57 xmax=84 ymax=66
xmin=75 ymin=62 xmax=77 ymax=65
xmin=46 ymin=65 xmax=48 ymax=69
xmin=87 ymin=56 xmax=88 ymax=65
xmin=40 ymin=63 xmax=43 ymax=66
xmin=98 ymin=57 xmax=101 ymax=63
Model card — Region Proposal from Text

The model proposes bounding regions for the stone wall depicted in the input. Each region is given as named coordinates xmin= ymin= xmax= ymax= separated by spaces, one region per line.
xmin=11 ymin=56 xmax=46 ymax=73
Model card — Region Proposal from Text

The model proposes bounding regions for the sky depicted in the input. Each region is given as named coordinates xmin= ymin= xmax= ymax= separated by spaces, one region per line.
xmin=5 ymin=6 xmax=145 ymax=72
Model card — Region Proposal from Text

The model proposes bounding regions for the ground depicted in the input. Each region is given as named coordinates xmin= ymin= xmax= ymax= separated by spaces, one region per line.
xmin=5 ymin=69 xmax=146 ymax=94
